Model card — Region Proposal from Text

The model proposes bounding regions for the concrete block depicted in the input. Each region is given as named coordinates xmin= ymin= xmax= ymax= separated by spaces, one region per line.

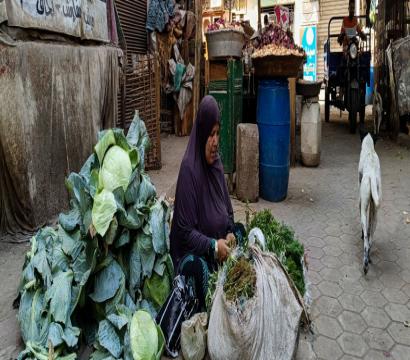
xmin=236 ymin=124 xmax=259 ymax=203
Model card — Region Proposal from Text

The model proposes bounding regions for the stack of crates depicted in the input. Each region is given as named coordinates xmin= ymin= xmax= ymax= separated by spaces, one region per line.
xmin=207 ymin=59 xmax=243 ymax=174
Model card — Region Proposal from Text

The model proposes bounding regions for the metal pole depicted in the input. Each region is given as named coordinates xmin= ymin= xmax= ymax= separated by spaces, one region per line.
xmin=257 ymin=0 xmax=261 ymax=31
xmin=193 ymin=0 xmax=203 ymax=119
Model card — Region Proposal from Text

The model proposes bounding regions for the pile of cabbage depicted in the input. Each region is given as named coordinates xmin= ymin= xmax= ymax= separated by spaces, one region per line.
xmin=16 ymin=112 xmax=172 ymax=360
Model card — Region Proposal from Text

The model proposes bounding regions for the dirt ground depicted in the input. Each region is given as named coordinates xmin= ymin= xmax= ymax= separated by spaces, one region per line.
xmin=1 ymin=110 xmax=409 ymax=359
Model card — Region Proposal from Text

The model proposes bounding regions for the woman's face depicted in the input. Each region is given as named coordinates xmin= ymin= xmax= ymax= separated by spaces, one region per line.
xmin=205 ymin=123 xmax=220 ymax=165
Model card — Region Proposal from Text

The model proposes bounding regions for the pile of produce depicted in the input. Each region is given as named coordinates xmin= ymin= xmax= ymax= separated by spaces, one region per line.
xmin=207 ymin=210 xmax=305 ymax=310
xmin=248 ymin=210 xmax=305 ymax=295
xmin=15 ymin=112 xmax=173 ymax=359
xmin=206 ymin=18 xmax=244 ymax=33
xmin=223 ymin=256 xmax=256 ymax=303
xmin=252 ymin=44 xmax=304 ymax=58
xmin=252 ymin=24 xmax=305 ymax=58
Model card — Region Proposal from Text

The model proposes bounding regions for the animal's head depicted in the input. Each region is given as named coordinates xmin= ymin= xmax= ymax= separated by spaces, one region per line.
xmin=359 ymin=124 xmax=378 ymax=145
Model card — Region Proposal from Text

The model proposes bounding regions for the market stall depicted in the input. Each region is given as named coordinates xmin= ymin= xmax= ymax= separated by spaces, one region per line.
xmin=147 ymin=0 xmax=200 ymax=137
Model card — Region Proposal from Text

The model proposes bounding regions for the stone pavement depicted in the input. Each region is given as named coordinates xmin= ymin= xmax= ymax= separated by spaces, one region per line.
xmin=1 ymin=114 xmax=409 ymax=359
xmin=231 ymin=116 xmax=410 ymax=360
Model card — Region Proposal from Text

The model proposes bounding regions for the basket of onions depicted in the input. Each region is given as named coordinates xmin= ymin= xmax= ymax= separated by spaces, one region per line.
xmin=251 ymin=24 xmax=306 ymax=78
xmin=206 ymin=19 xmax=246 ymax=60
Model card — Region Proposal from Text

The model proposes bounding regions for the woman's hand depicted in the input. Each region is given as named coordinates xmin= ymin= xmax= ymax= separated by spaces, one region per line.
xmin=226 ymin=233 xmax=236 ymax=248
xmin=217 ymin=239 xmax=230 ymax=262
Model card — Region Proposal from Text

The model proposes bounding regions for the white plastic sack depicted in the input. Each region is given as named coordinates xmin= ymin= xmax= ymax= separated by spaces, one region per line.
xmin=248 ymin=227 xmax=266 ymax=250
xmin=181 ymin=312 xmax=208 ymax=360
xmin=207 ymin=246 xmax=306 ymax=360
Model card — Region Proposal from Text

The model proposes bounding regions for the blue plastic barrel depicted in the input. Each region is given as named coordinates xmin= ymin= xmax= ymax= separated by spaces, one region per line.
xmin=257 ymin=79 xmax=290 ymax=202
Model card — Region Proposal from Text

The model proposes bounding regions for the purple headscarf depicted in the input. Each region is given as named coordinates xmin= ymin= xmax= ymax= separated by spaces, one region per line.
xmin=170 ymin=96 xmax=234 ymax=267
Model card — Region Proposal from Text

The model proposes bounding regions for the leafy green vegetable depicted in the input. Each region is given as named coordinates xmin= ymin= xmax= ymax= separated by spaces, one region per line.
xmin=153 ymin=254 xmax=174 ymax=289
xmin=142 ymin=271 xmax=171 ymax=311
xmin=107 ymin=313 xmax=128 ymax=331
xmin=92 ymin=189 xmax=117 ymax=236
xmin=31 ymin=248 xmax=52 ymax=288
xmin=90 ymin=349 xmax=116 ymax=360
xmin=130 ymin=310 xmax=159 ymax=360
xmin=126 ymin=111 xmax=150 ymax=152
xmin=46 ymin=270 xmax=73 ymax=324
xmin=89 ymin=260 xmax=123 ymax=303
xmin=115 ymin=229 xmax=130 ymax=249
xmin=98 ymin=320 xmax=122 ymax=358
xmin=129 ymin=241 xmax=142 ymax=298
xmin=95 ymin=130 xmax=116 ymax=164
xmin=125 ymin=169 xmax=141 ymax=205
xmin=48 ymin=322 xmax=65 ymax=347
xmin=62 ymin=324 xmax=80 ymax=348
xmin=138 ymin=173 xmax=156 ymax=205
xmin=223 ymin=256 xmax=256 ymax=303
xmin=113 ymin=128 xmax=132 ymax=152
xmin=104 ymin=218 xmax=119 ymax=246
xmin=16 ymin=113 xmax=173 ymax=359
xmin=105 ymin=273 xmax=126 ymax=315
xmin=99 ymin=145 xmax=132 ymax=192
xmin=156 ymin=325 xmax=165 ymax=360
xmin=150 ymin=201 xmax=167 ymax=255
xmin=117 ymin=204 xmax=144 ymax=230
xmin=18 ymin=289 xmax=48 ymax=345
xmin=59 ymin=226 xmax=80 ymax=258
xmin=137 ymin=232 xmax=156 ymax=278
xmin=65 ymin=173 xmax=92 ymax=218
xmin=59 ymin=207 xmax=81 ymax=232
xmin=80 ymin=154 xmax=98 ymax=180
xmin=249 ymin=210 xmax=305 ymax=295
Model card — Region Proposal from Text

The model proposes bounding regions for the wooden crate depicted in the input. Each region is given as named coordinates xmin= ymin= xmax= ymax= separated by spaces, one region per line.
xmin=118 ymin=54 xmax=161 ymax=170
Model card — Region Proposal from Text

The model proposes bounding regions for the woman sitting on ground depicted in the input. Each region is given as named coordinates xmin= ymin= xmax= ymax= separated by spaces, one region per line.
xmin=170 ymin=95 xmax=239 ymax=310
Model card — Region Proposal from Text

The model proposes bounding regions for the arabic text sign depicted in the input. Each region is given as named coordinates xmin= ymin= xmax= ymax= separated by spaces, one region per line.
xmin=4 ymin=0 xmax=108 ymax=41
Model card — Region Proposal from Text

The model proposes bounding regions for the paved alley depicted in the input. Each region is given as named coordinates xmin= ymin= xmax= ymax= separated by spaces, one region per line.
xmin=232 ymin=116 xmax=410 ymax=360
xmin=1 ymin=115 xmax=409 ymax=360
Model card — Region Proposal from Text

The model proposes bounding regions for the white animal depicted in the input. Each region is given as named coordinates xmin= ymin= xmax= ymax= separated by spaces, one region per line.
xmin=358 ymin=133 xmax=382 ymax=274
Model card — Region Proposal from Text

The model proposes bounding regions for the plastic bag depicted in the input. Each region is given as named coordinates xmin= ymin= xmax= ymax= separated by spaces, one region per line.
xmin=248 ymin=227 xmax=266 ymax=250
xmin=156 ymin=275 xmax=198 ymax=358
xmin=181 ymin=312 xmax=208 ymax=360
xmin=207 ymin=246 xmax=308 ymax=360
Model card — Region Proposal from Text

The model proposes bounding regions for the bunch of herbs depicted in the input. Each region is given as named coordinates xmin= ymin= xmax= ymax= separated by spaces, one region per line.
xmin=248 ymin=210 xmax=305 ymax=295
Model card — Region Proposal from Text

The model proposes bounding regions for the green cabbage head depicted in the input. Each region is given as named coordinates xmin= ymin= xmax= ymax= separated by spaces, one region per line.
xmin=99 ymin=145 xmax=132 ymax=192
xmin=130 ymin=310 xmax=161 ymax=360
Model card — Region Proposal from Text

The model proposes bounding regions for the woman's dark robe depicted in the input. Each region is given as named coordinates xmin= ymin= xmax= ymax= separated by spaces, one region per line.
xmin=170 ymin=96 xmax=233 ymax=268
